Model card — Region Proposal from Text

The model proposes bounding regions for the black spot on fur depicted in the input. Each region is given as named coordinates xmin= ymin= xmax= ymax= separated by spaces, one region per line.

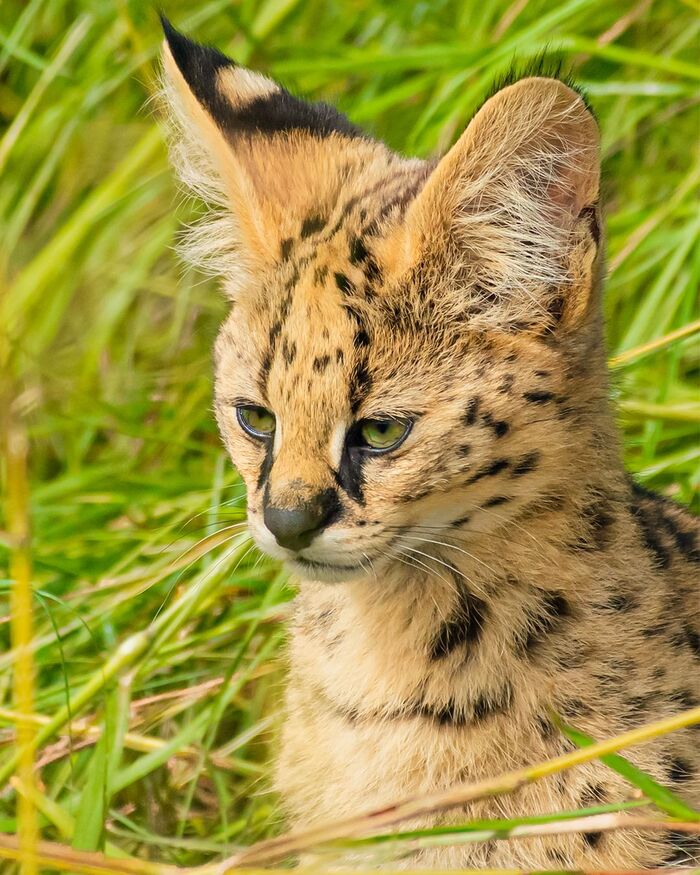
xmin=473 ymin=683 xmax=513 ymax=721
xmin=258 ymin=352 xmax=273 ymax=389
xmin=334 ymin=272 xmax=353 ymax=294
xmin=349 ymin=361 xmax=372 ymax=414
xmin=482 ymin=412 xmax=509 ymax=437
xmin=561 ymin=697 xmax=592 ymax=718
xmin=343 ymin=303 xmax=363 ymax=326
xmin=663 ymin=830 xmax=700 ymax=866
xmin=683 ymin=625 xmax=700 ymax=659
xmin=335 ymin=348 xmax=345 ymax=364
xmin=162 ymin=18 xmax=366 ymax=140
xmin=482 ymin=495 xmax=510 ymax=508
xmin=668 ymin=756 xmax=693 ymax=783
xmin=630 ymin=497 xmax=671 ymax=569
xmin=313 ymin=354 xmax=331 ymax=373
xmin=536 ymin=715 xmax=556 ymax=739
xmin=281 ymin=337 xmax=297 ymax=365
xmin=313 ymin=264 xmax=328 ymax=284
xmin=669 ymin=689 xmax=698 ymax=710
xmin=658 ymin=512 xmax=700 ymax=564
xmin=268 ymin=319 xmax=283 ymax=346
xmin=429 ymin=581 xmax=489 ymax=660
xmin=300 ymin=214 xmax=326 ymax=238
xmin=418 ymin=699 xmax=470 ymax=727
xmin=280 ymin=237 xmax=293 ymax=260
xmin=604 ymin=592 xmax=637 ymax=612
xmin=583 ymin=831 xmax=603 ymax=849
xmin=580 ymin=783 xmax=607 ymax=807
xmin=353 ymin=329 xmax=370 ymax=349
xmin=516 ymin=591 xmax=571 ymax=657
xmin=349 ymin=236 xmax=369 ymax=264
xmin=362 ymin=256 xmax=382 ymax=286
xmin=573 ymin=498 xmax=615 ymax=551
xmin=463 ymin=397 xmax=481 ymax=426
xmin=547 ymin=295 xmax=566 ymax=324
xmin=523 ymin=390 xmax=556 ymax=403
xmin=466 ymin=458 xmax=509 ymax=484
xmin=511 ymin=451 xmax=540 ymax=477
xmin=579 ymin=204 xmax=600 ymax=246
xmin=458 ymin=444 xmax=471 ymax=458
xmin=450 ymin=514 xmax=472 ymax=528
xmin=499 ymin=373 xmax=515 ymax=394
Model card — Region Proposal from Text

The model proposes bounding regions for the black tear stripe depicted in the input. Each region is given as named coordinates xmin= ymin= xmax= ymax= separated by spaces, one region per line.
xmin=256 ymin=444 xmax=274 ymax=492
xmin=162 ymin=18 xmax=366 ymax=141
xmin=335 ymin=443 xmax=365 ymax=505
xmin=429 ymin=576 xmax=489 ymax=660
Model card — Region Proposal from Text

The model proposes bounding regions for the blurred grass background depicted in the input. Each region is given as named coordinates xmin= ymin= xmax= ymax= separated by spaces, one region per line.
xmin=0 ymin=0 xmax=698 ymax=867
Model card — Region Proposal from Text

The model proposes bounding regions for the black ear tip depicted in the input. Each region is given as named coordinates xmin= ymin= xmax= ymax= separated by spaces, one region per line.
xmin=159 ymin=14 xmax=235 ymax=80
xmin=159 ymin=13 xmax=187 ymax=51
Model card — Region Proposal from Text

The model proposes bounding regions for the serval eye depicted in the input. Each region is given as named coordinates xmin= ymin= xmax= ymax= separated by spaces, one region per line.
xmin=236 ymin=405 xmax=276 ymax=439
xmin=358 ymin=417 xmax=412 ymax=453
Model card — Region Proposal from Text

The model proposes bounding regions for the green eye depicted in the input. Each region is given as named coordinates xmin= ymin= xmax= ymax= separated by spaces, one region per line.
xmin=237 ymin=405 xmax=276 ymax=438
xmin=358 ymin=417 xmax=411 ymax=452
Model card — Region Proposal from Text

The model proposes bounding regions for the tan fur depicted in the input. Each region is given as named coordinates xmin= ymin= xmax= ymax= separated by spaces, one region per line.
xmin=161 ymin=36 xmax=700 ymax=868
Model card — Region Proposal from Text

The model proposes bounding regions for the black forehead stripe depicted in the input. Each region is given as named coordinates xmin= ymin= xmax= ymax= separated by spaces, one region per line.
xmin=162 ymin=18 xmax=365 ymax=140
xmin=230 ymin=93 xmax=366 ymax=140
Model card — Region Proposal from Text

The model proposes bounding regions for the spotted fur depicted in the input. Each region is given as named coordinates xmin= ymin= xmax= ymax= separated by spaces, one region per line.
xmin=160 ymin=21 xmax=699 ymax=868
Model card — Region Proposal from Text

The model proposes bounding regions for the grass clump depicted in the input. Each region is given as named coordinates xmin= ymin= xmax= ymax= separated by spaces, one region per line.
xmin=0 ymin=0 xmax=698 ymax=869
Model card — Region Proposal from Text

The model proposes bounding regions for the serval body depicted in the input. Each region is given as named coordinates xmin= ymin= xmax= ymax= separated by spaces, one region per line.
xmin=160 ymin=21 xmax=699 ymax=867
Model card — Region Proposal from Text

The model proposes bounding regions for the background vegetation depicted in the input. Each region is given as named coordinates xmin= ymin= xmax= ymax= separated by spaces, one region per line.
xmin=0 ymin=0 xmax=698 ymax=869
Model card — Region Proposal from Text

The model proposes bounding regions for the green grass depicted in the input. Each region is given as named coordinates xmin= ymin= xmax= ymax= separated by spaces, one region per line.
xmin=0 ymin=0 xmax=698 ymax=869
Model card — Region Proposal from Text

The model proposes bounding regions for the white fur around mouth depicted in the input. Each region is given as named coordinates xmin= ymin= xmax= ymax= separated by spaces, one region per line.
xmin=287 ymin=556 xmax=367 ymax=582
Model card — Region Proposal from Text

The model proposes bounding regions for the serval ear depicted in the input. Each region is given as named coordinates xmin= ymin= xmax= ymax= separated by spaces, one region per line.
xmin=391 ymin=77 xmax=601 ymax=333
xmin=160 ymin=18 xmax=371 ymax=291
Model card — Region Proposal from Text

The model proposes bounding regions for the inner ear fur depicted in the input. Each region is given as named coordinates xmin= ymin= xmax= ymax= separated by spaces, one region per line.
xmin=399 ymin=77 xmax=601 ymax=333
